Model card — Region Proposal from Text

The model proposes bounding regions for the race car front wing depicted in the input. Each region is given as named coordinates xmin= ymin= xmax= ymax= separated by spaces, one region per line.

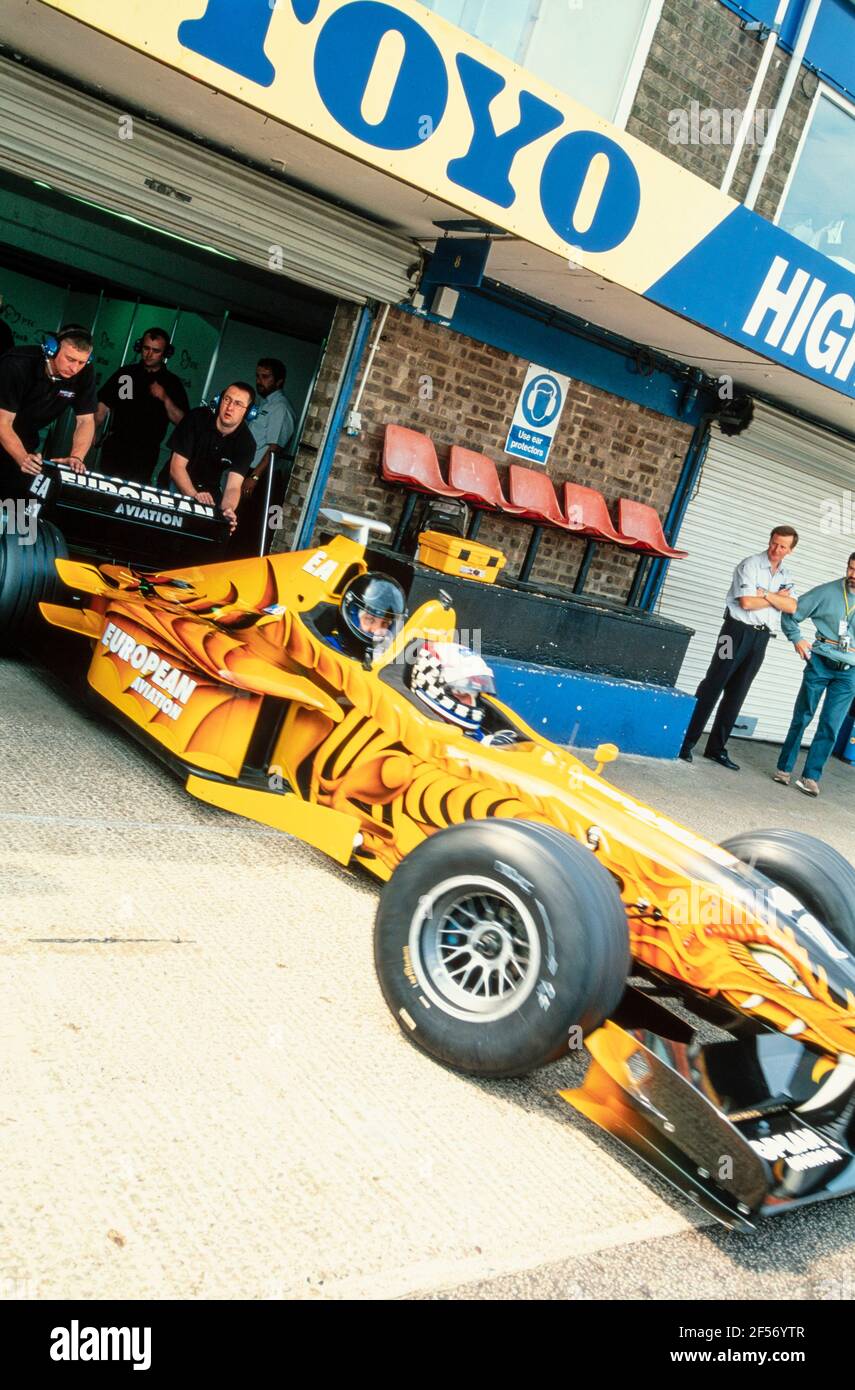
xmin=562 ymin=987 xmax=855 ymax=1230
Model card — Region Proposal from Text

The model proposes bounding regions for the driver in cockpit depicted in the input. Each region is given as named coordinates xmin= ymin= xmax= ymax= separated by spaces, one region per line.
xmin=408 ymin=640 xmax=520 ymax=746
xmin=319 ymin=574 xmax=520 ymax=745
xmin=322 ymin=571 xmax=407 ymax=661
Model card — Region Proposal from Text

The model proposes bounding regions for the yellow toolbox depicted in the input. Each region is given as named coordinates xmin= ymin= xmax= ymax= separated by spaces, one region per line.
xmin=416 ymin=530 xmax=507 ymax=584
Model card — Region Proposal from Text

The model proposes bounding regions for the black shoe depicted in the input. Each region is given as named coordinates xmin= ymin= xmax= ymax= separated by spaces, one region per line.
xmin=678 ymin=745 xmax=693 ymax=763
xmin=704 ymin=750 xmax=740 ymax=771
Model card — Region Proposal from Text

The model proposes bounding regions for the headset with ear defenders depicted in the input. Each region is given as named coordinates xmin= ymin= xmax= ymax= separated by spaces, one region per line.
xmin=210 ymin=390 xmax=259 ymax=423
xmin=41 ymin=324 xmax=94 ymax=365
xmin=133 ymin=329 xmax=175 ymax=359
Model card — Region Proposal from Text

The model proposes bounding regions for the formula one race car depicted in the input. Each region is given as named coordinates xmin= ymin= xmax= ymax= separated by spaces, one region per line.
xmin=8 ymin=506 xmax=855 ymax=1230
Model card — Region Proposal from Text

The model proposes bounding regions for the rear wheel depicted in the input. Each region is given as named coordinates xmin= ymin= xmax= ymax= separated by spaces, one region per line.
xmin=720 ymin=828 xmax=855 ymax=954
xmin=374 ymin=819 xmax=630 ymax=1077
xmin=0 ymin=517 xmax=68 ymax=652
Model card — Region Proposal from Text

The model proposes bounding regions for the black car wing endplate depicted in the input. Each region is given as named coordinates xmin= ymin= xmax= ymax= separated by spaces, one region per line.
xmin=561 ymin=988 xmax=855 ymax=1230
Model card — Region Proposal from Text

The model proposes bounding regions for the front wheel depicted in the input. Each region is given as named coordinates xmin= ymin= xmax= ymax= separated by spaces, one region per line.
xmin=374 ymin=820 xmax=630 ymax=1078
xmin=720 ymin=829 xmax=855 ymax=955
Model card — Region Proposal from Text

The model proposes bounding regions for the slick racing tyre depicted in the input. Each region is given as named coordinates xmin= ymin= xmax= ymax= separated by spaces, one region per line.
xmin=374 ymin=819 xmax=630 ymax=1078
xmin=0 ymin=517 xmax=68 ymax=652
xmin=721 ymin=829 xmax=855 ymax=955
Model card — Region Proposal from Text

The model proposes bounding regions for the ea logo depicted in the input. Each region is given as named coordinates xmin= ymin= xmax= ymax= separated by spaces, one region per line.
xmin=521 ymin=374 xmax=562 ymax=428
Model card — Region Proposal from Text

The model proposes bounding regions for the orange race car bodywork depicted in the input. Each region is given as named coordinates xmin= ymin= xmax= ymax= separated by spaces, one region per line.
xmin=39 ymin=532 xmax=855 ymax=1227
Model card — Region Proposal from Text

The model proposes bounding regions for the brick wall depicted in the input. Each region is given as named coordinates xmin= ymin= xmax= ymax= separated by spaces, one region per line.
xmin=277 ymin=305 xmax=694 ymax=602
xmin=626 ymin=0 xmax=813 ymax=219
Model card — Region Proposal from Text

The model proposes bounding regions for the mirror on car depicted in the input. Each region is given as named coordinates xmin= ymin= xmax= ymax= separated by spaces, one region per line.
xmin=594 ymin=743 xmax=619 ymax=774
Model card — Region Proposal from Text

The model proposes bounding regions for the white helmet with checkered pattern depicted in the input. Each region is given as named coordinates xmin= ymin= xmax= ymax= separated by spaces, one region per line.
xmin=409 ymin=641 xmax=496 ymax=734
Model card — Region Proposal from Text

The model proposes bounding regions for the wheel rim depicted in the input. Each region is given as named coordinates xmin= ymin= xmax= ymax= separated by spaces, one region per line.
xmin=409 ymin=874 xmax=541 ymax=1023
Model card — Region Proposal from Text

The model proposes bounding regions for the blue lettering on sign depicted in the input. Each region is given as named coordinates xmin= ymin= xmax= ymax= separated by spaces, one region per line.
xmin=540 ymin=131 xmax=641 ymax=252
xmin=314 ymin=1 xmax=448 ymax=150
xmin=177 ymin=0 xmax=277 ymax=87
xmin=447 ymin=55 xmax=563 ymax=209
xmin=173 ymin=0 xmax=643 ymax=258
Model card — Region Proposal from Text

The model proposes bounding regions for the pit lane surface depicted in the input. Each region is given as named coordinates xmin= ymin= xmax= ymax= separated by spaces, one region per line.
xmin=1 ymin=655 xmax=854 ymax=1301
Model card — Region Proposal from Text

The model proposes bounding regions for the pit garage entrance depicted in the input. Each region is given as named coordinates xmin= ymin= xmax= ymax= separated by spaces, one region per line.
xmin=0 ymin=53 xmax=417 ymax=506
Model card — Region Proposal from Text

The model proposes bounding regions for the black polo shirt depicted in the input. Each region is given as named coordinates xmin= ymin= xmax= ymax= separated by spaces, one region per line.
xmin=168 ymin=406 xmax=254 ymax=500
xmin=99 ymin=362 xmax=189 ymax=453
xmin=0 ymin=345 xmax=97 ymax=454
xmin=0 ymin=321 xmax=14 ymax=357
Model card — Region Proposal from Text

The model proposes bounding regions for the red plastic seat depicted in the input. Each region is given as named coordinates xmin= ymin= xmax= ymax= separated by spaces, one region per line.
xmin=562 ymin=483 xmax=634 ymax=545
xmin=381 ymin=424 xmax=463 ymax=497
xmin=448 ymin=447 xmax=526 ymax=514
xmin=508 ymin=465 xmax=576 ymax=528
xmin=617 ymin=499 xmax=688 ymax=558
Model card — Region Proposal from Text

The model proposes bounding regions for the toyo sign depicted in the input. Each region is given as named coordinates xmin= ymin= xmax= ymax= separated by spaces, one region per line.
xmin=39 ymin=0 xmax=855 ymax=398
xmin=37 ymin=0 xmax=730 ymax=293
xmin=174 ymin=0 xmax=642 ymax=254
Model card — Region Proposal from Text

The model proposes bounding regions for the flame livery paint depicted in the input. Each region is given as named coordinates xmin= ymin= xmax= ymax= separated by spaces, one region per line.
xmin=40 ymin=532 xmax=855 ymax=1228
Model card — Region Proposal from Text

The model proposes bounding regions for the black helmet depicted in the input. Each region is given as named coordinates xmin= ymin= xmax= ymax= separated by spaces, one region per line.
xmin=340 ymin=572 xmax=407 ymax=655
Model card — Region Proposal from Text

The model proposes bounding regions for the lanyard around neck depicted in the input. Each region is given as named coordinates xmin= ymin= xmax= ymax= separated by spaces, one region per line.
xmin=845 ymin=581 xmax=853 ymax=621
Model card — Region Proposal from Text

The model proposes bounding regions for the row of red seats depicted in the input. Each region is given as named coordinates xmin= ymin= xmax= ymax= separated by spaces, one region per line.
xmin=380 ymin=425 xmax=687 ymax=592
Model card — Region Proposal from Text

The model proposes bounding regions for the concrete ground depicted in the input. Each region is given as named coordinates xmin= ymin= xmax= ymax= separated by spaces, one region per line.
xmin=1 ymin=653 xmax=853 ymax=1302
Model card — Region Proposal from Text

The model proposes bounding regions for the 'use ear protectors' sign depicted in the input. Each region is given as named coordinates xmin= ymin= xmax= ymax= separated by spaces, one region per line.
xmin=505 ymin=365 xmax=571 ymax=466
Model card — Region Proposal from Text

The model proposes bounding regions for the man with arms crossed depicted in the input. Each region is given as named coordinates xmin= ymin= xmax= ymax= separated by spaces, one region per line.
xmin=679 ymin=526 xmax=799 ymax=769
xmin=95 ymin=327 xmax=188 ymax=483
xmin=773 ymin=550 xmax=855 ymax=797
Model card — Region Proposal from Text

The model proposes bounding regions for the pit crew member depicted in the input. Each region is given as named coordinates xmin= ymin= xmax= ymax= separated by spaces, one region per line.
xmin=230 ymin=357 xmax=298 ymax=556
xmin=95 ymin=328 xmax=189 ymax=484
xmin=0 ymin=325 xmax=96 ymax=499
xmin=166 ymin=384 xmax=256 ymax=532
xmin=243 ymin=357 xmax=296 ymax=501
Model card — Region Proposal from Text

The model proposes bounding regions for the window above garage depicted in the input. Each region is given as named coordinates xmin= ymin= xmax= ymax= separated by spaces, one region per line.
xmin=776 ymin=85 xmax=855 ymax=274
xmin=419 ymin=0 xmax=662 ymax=125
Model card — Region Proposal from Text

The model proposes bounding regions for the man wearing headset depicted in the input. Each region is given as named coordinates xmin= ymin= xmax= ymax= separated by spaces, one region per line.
xmin=0 ymin=325 xmax=97 ymax=499
xmin=95 ymin=327 xmax=188 ymax=484
xmin=166 ymin=383 xmax=257 ymax=533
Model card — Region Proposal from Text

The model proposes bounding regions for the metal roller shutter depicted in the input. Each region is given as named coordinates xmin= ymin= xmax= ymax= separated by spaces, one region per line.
xmin=657 ymin=402 xmax=855 ymax=744
xmin=0 ymin=58 xmax=417 ymax=305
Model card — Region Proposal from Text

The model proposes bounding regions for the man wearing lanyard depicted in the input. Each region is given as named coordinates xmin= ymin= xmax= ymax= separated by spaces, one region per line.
xmin=679 ymin=527 xmax=799 ymax=769
xmin=244 ymin=358 xmax=296 ymax=494
xmin=774 ymin=551 xmax=855 ymax=797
